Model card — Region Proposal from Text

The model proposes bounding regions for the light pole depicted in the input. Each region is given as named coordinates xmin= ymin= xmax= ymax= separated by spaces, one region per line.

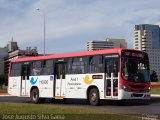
xmin=36 ymin=8 xmax=46 ymax=55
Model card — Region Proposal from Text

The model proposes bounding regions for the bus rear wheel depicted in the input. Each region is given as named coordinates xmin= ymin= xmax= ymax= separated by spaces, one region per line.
xmin=30 ymin=88 xmax=40 ymax=104
xmin=88 ymin=88 xmax=100 ymax=106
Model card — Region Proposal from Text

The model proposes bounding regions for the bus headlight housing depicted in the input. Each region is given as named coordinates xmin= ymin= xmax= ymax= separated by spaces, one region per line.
xmin=144 ymin=87 xmax=151 ymax=92
xmin=122 ymin=84 xmax=129 ymax=91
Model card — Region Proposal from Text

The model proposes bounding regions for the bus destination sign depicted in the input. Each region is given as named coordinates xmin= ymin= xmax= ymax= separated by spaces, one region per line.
xmin=122 ymin=50 xmax=146 ymax=58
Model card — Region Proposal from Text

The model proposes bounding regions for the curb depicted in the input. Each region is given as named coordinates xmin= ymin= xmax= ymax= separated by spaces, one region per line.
xmin=151 ymin=94 xmax=160 ymax=97
xmin=0 ymin=94 xmax=13 ymax=97
xmin=0 ymin=93 xmax=14 ymax=97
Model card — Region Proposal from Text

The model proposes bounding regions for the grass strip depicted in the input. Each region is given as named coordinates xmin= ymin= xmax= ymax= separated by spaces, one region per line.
xmin=151 ymin=88 xmax=160 ymax=94
xmin=0 ymin=102 xmax=140 ymax=120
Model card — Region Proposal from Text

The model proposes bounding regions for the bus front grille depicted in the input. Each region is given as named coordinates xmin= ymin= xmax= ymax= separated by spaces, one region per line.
xmin=131 ymin=93 xmax=143 ymax=97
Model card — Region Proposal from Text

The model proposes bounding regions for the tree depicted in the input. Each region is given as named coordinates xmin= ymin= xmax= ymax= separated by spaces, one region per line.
xmin=150 ymin=70 xmax=158 ymax=82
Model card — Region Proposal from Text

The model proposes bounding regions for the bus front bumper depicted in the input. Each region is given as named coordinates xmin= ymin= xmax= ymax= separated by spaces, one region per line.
xmin=118 ymin=90 xmax=151 ymax=100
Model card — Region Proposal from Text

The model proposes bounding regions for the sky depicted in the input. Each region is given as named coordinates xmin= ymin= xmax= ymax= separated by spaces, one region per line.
xmin=0 ymin=0 xmax=160 ymax=54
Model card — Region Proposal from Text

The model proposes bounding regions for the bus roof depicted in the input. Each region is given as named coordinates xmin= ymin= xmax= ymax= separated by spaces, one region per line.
xmin=10 ymin=48 xmax=143 ymax=63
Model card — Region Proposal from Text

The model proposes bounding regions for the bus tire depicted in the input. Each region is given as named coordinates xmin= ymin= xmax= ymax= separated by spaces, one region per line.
xmin=89 ymin=88 xmax=100 ymax=106
xmin=30 ymin=88 xmax=40 ymax=104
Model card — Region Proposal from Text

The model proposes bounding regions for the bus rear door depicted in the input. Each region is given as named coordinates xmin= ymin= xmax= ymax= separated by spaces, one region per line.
xmin=105 ymin=55 xmax=119 ymax=98
xmin=21 ymin=63 xmax=30 ymax=96
xmin=54 ymin=63 xmax=67 ymax=98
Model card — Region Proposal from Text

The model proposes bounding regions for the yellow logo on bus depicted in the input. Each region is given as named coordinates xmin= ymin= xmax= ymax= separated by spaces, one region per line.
xmin=83 ymin=75 xmax=94 ymax=85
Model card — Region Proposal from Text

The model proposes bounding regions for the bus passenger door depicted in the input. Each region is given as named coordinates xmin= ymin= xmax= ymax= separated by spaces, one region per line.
xmin=54 ymin=63 xmax=66 ymax=98
xmin=105 ymin=56 xmax=119 ymax=98
xmin=21 ymin=64 xmax=30 ymax=96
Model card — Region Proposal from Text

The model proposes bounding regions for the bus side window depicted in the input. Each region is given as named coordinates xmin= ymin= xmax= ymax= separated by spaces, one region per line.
xmin=89 ymin=56 xmax=103 ymax=73
xmin=41 ymin=60 xmax=53 ymax=75
xmin=70 ymin=57 xmax=87 ymax=74
xmin=10 ymin=63 xmax=22 ymax=77
xmin=31 ymin=61 xmax=42 ymax=76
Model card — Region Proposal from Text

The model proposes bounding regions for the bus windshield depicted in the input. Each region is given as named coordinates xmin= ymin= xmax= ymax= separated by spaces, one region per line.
xmin=122 ymin=58 xmax=150 ymax=83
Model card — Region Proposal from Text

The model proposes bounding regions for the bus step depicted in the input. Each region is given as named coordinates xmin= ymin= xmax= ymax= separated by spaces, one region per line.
xmin=54 ymin=96 xmax=64 ymax=99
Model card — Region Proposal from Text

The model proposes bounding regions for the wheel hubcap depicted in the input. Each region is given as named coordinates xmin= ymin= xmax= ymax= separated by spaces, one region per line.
xmin=33 ymin=92 xmax=37 ymax=101
xmin=91 ymin=92 xmax=97 ymax=102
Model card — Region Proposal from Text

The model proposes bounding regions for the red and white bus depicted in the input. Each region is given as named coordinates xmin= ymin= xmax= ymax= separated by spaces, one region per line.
xmin=8 ymin=48 xmax=150 ymax=105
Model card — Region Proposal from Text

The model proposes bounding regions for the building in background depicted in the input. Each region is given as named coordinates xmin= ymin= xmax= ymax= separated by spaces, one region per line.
xmin=87 ymin=38 xmax=127 ymax=51
xmin=0 ymin=47 xmax=8 ymax=75
xmin=6 ymin=41 xmax=19 ymax=53
xmin=0 ymin=40 xmax=38 ymax=75
xmin=133 ymin=24 xmax=160 ymax=80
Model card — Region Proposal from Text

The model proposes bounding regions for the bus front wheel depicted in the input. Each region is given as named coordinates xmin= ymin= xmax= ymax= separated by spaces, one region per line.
xmin=30 ymin=88 xmax=40 ymax=104
xmin=88 ymin=88 xmax=100 ymax=106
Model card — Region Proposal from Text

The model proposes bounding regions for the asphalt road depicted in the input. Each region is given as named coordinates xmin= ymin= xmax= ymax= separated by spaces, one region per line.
xmin=0 ymin=96 xmax=160 ymax=115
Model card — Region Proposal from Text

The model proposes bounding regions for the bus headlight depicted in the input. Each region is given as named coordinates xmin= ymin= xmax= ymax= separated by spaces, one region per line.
xmin=122 ymin=84 xmax=129 ymax=91
xmin=144 ymin=87 xmax=151 ymax=92
xmin=148 ymin=87 xmax=151 ymax=90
